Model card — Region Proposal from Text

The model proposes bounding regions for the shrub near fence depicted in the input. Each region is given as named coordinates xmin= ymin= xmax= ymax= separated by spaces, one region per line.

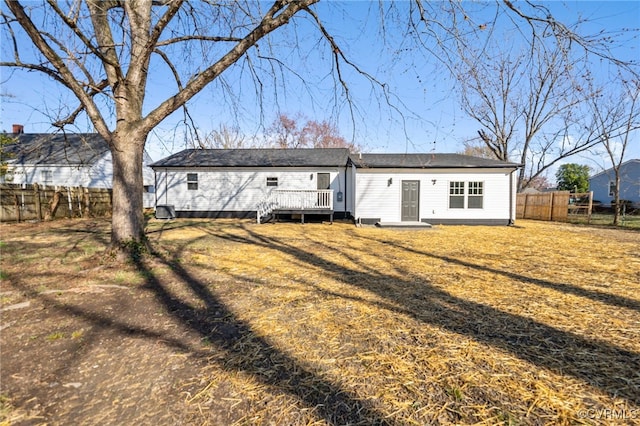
xmin=0 ymin=183 xmax=112 ymax=222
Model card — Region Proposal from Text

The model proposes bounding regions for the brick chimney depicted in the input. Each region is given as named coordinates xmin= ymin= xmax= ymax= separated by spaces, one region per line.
xmin=12 ymin=124 xmax=24 ymax=134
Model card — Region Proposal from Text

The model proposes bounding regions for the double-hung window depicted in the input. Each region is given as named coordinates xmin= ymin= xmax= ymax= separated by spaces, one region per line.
xmin=187 ymin=173 xmax=198 ymax=190
xmin=608 ymin=181 xmax=616 ymax=197
xmin=449 ymin=181 xmax=465 ymax=209
xmin=467 ymin=181 xmax=484 ymax=209
xmin=449 ymin=181 xmax=484 ymax=209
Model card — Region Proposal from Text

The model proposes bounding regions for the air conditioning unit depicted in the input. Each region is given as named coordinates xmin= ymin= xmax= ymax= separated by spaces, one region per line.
xmin=155 ymin=205 xmax=176 ymax=220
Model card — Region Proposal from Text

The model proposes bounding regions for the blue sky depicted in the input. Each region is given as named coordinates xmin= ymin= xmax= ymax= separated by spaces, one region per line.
xmin=1 ymin=1 xmax=638 ymax=175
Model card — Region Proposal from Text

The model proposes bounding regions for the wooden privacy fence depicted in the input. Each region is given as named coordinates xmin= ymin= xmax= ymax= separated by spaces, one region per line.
xmin=516 ymin=191 xmax=593 ymax=222
xmin=0 ymin=183 xmax=112 ymax=222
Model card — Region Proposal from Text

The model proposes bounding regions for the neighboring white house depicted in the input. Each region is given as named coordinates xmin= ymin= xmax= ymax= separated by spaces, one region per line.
xmin=151 ymin=148 xmax=521 ymax=225
xmin=2 ymin=128 xmax=156 ymax=208
xmin=589 ymin=159 xmax=640 ymax=207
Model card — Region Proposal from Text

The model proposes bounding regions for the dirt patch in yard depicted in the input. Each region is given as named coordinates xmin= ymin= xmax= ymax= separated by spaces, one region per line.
xmin=1 ymin=218 xmax=639 ymax=425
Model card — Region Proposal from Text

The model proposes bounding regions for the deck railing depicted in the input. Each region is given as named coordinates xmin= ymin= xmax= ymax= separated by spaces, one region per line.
xmin=257 ymin=189 xmax=333 ymax=223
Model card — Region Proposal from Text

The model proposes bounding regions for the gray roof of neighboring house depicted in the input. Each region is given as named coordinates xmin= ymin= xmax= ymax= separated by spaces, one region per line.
xmin=4 ymin=133 xmax=109 ymax=165
xmin=350 ymin=153 xmax=521 ymax=169
xmin=150 ymin=148 xmax=352 ymax=168
xmin=588 ymin=158 xmax=640 ymax=180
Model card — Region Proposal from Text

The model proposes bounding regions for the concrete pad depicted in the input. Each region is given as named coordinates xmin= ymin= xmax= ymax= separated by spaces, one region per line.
xmin=375 ymin=221 xmax=432 ymax=229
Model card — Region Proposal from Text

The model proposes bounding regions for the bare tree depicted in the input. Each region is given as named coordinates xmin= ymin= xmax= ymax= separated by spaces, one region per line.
xmin=1 ymin=0 xmax=323 ymax=254
xmin=187 ymin=124 xmax=248 ymax=150
xmin=452 ymin=38 xmax=602 ymax=191
xmin=588 ymin=77 xmax=640 ymax=225
xmin=459 ymin=140 xmax=497 ymax=159
xmin=2 ymin=0 xmax=632 ymax=254
xmin=426 ymin=1 xmax=639 ymax=192
xmin=266 ymin=113 xmax=358 ymax=151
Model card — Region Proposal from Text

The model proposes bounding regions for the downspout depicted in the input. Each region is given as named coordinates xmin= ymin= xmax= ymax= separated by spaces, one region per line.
xmin=344 ymin=163 xmax=348 ymax=217
xmin=164 ymin=168 xmax=169 ymax=205
xmin=153 ymin=168 xmax=158 ymax=208
xmin=509 ymin=168 xmax=515 ymax=225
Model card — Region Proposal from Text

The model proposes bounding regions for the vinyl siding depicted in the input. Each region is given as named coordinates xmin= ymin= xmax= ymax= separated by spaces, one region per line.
xmin=355 ymin=168 xmax=516 ymax=223
xmin=7 ymin=163 xmax=96 ymax=188
xmin=589 ymin=160 xmax=640 ymax=206
xmin=154 ymin=167 xmax=348 ymax=213
xmin=5 ymin=152 xmax=156 ymax=208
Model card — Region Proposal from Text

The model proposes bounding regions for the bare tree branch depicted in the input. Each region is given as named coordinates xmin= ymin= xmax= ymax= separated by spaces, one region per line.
xmin=5 ymin=0 xmax=111 ymax=138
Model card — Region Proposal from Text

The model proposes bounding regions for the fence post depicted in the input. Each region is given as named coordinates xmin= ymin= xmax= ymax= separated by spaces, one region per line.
xmin=66 ymin=187 xmax=73 ymax=218
xmin=548 ymin=192 xmax=554 ymax=221
xmin=13 ymin=194 xmax=20 ymax=223
xmin=83 ymin=187 xmax=91 ymax=218
xmin=33 ymin=183 xmax=42 ymax=221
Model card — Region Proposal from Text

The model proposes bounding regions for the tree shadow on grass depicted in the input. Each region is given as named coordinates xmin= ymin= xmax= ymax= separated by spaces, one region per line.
xmin=136 ymin=245 xmax=389 ymax=424
xmin=216 ymin=224 xmax=640 ymax=406
xmin=3 ymin=221 xmax=390 ymax=425
xmin=358 ymin=234 xmax=640 ymax=313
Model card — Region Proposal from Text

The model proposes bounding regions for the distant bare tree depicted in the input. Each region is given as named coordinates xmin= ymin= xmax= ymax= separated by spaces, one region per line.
xmin=266 ymin=113 xmax=359 ymax=151
xmin=425 ymin=1 xmax=639 ymax=192
xmin=524 ymin=175 xmax=552 ymax=192
xmin=459 ymin=140 xmax=498 ymax=159
xmin=588 ymin=77 xmax=640 ymax=225
xmin=187 ymin=124 xmax=248 ymax=150
xmin=452 ymin=42 xmax=601 ymax=191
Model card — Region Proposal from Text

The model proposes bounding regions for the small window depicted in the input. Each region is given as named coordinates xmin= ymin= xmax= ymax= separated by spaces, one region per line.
xmin=266 ymin=177 xmax=278 ymax=187
xmin=144 ymin=185 xmax=155 ymax=194
xmin=608 ymin=181 xmax=616 ymax=197
xmin=449 ymin=181 xmax=464 ymax=209
xmin=41 ymin=170 xmax=52 ymax=185
xmin=187 ymin=173 xmax=198 ymax=190
xmin=468 ymin=181 xmax=484 ymax=209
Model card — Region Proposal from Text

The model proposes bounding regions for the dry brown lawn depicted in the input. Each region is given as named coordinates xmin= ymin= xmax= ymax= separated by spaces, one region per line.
xmin=1 ymin=218 xmax=639 ymax=425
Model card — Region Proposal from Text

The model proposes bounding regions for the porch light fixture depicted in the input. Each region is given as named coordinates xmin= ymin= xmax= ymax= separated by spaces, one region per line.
xmin=310 ymin=173 xmax=314 ymax=180
xmin=432 ymin=179 xmax=437 ymax=185
xmin=388 ymin=178 xmax=393 ymax=186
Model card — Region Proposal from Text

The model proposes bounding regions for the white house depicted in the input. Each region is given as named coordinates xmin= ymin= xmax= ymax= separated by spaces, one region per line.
xmin=152 ymin=148 xmax=351 ymax=221
xmin=2 ymin=127 xmax=156 ymax=208
xmin=351 ymin=153 xmax=520 ymax=225
xmin=151 ymin=148 xmax=521 ymax=225
xmin=589 ymin=159 xmax=640 ymax=208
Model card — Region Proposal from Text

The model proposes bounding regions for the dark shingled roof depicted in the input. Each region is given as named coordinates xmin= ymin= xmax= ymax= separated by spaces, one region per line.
xmin=350 ymin=153 xmax=521 ymax=169
xmin=4 ymin=133 xmax=109 ymax=165
xmin=151 ymin=148 xmax=351 ymax=168
xmin=151 ymin=149 xmax=521 ymax=169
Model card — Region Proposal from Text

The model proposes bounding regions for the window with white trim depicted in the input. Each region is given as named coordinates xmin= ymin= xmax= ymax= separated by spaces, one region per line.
xmin=266 ymin=177 xmax=278 ymax=187
xmin=40 ymin=170 xmax=52 ymax=185
xmin=468 ymin=181 xmax=484 ymax=209
xmin=449 ymin=181 xmax=464 ymax=209
xmin=608 ymin=181 xmax=616 ymax=197
xmin=187 ymin=173 xmax=198 ymax=190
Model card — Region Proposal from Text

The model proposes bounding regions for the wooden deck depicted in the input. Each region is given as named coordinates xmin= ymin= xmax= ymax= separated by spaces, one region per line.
xmin=273 ymin=208 xmax=334 ymax=224
xmin=257 ymin=190 xmax=334 ymax=223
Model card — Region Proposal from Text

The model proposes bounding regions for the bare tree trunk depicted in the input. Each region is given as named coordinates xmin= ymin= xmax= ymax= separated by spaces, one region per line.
xmin=110 ymin=133 xmax=146 ymax=250
xmin=612 ymin=173 xmax=621 ymax=226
